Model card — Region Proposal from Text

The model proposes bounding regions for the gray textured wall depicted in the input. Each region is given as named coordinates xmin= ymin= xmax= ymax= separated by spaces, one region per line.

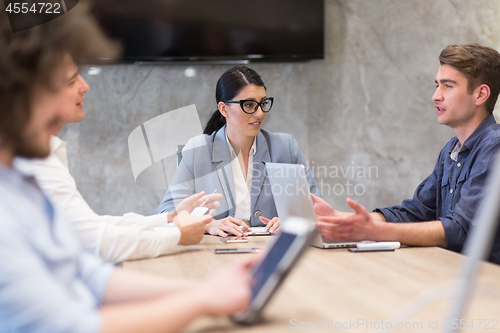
xmin=59 ymin=0 xmax=500 ymax=216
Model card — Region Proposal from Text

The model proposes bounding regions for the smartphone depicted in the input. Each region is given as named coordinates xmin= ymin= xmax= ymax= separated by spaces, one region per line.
xmin=190 ymin=206 xmax=209 ymax=216
xmin=348 ymin=247 xmax=395 ymax=252
xmin=220 ymin=236 xmax=248 ymax=243
xmin=348 ymin=242 xmax=400 ymax=252
xmin=215 ymin=248 xmax=261 ymax=254
xmin=247 ymin=226 xmax=271 ymax=236
xmin=190 ymin=189 xmax=217 ymax=216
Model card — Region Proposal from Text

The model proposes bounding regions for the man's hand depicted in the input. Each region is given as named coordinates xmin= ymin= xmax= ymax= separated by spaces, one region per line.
xmin=169 ymin=191 xmax=223 ymax=221
xmin=311 ymin=193 xmax=353 ymax=219
xmin=316 ymin=198 xmax=383 ymax=241
xmin=173 ymin=211 xmax=211 ymax=245
xmin=259 ymin=216 xmax=280 ymax=234
xmin=311 ymin=193 xmax=335 ymax=217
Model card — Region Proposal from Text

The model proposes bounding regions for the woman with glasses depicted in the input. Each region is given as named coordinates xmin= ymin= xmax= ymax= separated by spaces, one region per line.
xmin=156 ymin=66 xmax=320 ymax=237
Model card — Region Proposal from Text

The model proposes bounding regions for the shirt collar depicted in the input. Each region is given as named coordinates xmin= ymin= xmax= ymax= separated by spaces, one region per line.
xmin=225 ymin=135 xmax=257 ymax=157
xmin=450 ymin=141 xmax=467 ymax=162
xmin=250 ymin=137 xmax=257 ymax=156
xmin=448 ymin=113 xmax=497 ymax=155
xmin=463 ymin=114 xmax=497 ymax=151
xmin=50 ymin=135 xmax=68 ymax=168
xmin=50 ymin=135 xmax=65 ymax=154
xmin=1 ymin=159 xmax=36 ymax=188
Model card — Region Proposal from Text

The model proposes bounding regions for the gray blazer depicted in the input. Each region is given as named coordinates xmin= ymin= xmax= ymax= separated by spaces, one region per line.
xmin=155 ymin=126 xmax=321 ymax=226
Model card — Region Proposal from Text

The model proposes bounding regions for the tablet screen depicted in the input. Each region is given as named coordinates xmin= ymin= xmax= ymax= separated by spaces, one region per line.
xmin=251 ymin=232 xmax=297 ymax=300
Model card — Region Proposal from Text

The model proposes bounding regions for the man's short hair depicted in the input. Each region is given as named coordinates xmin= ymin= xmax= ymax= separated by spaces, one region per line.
xmin=439 ymin=44 xmax=500 ymax=113
xmin=0 ymin=4 xmax=118 ymax=148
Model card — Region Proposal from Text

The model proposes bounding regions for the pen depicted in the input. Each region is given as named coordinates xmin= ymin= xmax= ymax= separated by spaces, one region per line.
xmin=190 ymin=189 xmax=218 ymax=217
xmin=198 ymin=189 xmax=217 ymax=208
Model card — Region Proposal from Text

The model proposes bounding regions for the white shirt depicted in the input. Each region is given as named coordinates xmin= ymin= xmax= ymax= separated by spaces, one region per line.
xmin=15 ymin=136 xmax=180 ymax=263
xmin=226 ymin=135 xmax=256 ymax=223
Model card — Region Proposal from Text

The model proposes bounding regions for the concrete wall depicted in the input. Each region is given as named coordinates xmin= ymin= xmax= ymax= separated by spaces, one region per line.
xmin=60 ymin=0 xmax=500 ymax=216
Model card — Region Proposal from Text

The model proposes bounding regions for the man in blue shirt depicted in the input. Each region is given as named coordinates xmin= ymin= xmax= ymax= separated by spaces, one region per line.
xmin=0 ymin=9 xmax=255 ymax=333
xmin=313 ymin=44 xmax=500 ymax=264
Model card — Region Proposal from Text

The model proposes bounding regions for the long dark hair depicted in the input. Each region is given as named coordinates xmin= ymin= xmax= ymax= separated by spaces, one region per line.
xmin=203 ymin=66 xmax=266 ymax=135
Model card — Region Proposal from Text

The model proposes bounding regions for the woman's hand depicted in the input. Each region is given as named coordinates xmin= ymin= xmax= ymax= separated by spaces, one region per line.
xmin=259 ymin=216 xmax=280 ymax=234
xmin=207 ymin=217 xmax=251 ymax=237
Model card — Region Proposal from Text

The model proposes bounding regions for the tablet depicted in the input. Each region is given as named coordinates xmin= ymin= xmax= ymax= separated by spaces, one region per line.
xmin=231 ymin=217 xmax=315 ymax=325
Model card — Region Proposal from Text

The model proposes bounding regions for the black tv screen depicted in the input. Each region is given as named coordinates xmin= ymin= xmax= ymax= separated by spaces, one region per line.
xmin=92 ymin=0 xmax=324 ymax=63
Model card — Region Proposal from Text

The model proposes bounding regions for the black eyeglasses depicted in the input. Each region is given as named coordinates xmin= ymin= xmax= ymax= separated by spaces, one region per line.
xmin=225 ymin=97 xmax=274 ymax=114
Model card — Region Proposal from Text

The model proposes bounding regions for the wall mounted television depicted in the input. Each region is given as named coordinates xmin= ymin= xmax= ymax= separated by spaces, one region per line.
xmin=92 ymin=0 xmax=324 ymax=64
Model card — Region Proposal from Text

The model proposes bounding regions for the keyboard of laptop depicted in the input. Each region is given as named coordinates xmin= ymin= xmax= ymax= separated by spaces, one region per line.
xmin=321 ymin=236 xmax=347 ymax=244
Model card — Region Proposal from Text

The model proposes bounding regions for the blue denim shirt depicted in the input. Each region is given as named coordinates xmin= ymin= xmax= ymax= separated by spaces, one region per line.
xmin=376 ymin=114 xmax=500 ymax=263
xmin=0 ymin=162 xmax=114 ymax=333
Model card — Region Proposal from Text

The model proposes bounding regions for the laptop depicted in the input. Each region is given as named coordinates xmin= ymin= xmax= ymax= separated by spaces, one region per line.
xmin=266 ymin=162 xmax=369 ymax=249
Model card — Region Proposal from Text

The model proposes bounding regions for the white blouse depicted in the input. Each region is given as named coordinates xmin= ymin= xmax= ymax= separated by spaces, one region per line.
xmin=226 ymin=135 xmax=256 ymax=224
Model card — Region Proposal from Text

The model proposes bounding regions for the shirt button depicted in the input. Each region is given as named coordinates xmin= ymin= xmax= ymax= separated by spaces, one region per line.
xmin=450 ymin=189 xmax=454 ymax=194
xmin=457 ymin=163 xmax=461 ymax=167
xmin=254 ymin=211 xmax=261 ymax=217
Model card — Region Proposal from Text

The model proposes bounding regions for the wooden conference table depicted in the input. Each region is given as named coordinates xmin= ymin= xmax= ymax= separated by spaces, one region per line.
xmin=123 ymin=235 xmax=500 ymax=333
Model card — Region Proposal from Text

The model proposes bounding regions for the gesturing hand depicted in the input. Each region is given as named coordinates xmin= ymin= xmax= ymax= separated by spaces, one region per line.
xmin=310 ymin=193 xmax=335 ymax=217
xmin=315 ymin=198 xmax=382 ymax=241
xmin=171 ymin=191 xmax=223 ymax=220
xmin=311 ymin=193 xmax=354 ymax=219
